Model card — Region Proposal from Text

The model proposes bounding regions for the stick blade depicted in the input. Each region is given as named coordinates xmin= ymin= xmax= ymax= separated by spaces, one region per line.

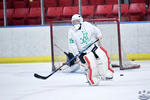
xmin=34 ymin=73 xmax=48 ymax=80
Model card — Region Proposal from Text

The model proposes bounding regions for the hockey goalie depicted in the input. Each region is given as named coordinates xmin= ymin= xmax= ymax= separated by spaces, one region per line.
xmin=67 ymin=14 xmax=114 ymax=86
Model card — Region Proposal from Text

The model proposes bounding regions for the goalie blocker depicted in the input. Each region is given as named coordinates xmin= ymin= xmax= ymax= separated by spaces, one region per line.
xmin=66 ymin=52 xmax=77 ymax=66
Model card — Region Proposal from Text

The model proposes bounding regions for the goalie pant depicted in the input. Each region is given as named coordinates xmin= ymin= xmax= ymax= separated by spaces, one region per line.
xmin=82 ymin=46 xmax=114 ymax=86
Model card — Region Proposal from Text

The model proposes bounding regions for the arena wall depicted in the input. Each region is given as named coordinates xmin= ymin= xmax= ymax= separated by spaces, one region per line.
xmin=0 ymin=22 xmax=150 ymax=63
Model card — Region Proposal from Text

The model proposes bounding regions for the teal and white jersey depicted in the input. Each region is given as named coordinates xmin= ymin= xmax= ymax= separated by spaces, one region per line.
xmin=68 ymin=21 xmax=102 ymax=55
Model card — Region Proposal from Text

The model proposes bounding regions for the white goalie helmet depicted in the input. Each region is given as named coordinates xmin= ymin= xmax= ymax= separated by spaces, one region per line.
xmin=71 ymin=14 xmax=83 ymax=30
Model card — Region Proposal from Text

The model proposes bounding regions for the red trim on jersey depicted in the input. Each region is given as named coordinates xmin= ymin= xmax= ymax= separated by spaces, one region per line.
xmin=100 ymin=46 xmax=114 ymax=73
xmin=84 ymin=56 xmax=95 ymax=85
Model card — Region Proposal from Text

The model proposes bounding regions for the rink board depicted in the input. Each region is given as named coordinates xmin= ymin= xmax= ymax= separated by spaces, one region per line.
xmin=0 ymin=21 xmax=150 ymax=63
xmin=0 ymin=54 xmax=150 ymax=63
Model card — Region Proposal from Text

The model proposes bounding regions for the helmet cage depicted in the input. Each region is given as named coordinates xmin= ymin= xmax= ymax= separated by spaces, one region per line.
xmin=71 ymin=14 xmax=83 ymax=25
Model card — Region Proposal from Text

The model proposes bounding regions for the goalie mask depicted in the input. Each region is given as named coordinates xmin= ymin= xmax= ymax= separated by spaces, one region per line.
xmin=71 ymin=14 xmax=83 ymax=30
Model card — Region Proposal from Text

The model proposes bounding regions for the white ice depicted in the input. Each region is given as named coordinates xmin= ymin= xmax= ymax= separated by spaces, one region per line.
xmin=0 ymin=61 xmax=150 ymax=100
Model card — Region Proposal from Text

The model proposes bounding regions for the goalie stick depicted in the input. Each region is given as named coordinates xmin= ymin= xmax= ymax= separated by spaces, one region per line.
xmin=34 ymin=39 xmax=99 ymax=80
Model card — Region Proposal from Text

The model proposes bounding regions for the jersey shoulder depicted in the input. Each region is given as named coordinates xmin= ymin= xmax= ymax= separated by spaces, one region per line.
xmin=68 ymin=27 xmax=76 ymax=37
xmin=68 ymin=27 xmax=75 ymax=33
xmin=82 ymin=21 xmax=93 ymax=27
xmin=82 ymin=21 xmax=91 ymax=25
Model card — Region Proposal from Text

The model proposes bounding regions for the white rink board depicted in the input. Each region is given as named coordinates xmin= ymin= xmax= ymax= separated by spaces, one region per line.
xmin=0 ymin=26 xmax=51 ymax=57
xmin=52 ymin=22 xmax=150 ymax=58
xmin=0 ymin=22 xmax=150 ymax=58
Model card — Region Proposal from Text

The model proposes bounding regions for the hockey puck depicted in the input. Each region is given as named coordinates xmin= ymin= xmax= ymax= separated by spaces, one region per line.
xmin=120 ymin=74 xmax=124 ymax=76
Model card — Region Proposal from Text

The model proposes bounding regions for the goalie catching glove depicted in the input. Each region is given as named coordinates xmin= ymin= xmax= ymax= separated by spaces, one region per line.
xmin=66 ymin=52 xmax=76 ymax=66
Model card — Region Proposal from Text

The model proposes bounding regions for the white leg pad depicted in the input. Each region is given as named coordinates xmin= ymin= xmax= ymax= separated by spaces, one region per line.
xmin=84 ymin=52 xmax=101 ymax=86
xmin=95 ymin=47 xmax=114 ymax=79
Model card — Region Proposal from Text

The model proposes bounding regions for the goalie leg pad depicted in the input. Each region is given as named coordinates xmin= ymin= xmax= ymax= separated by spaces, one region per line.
xmin=99 ymin=46 xmax=114 ymax=73
xmin=95 ymin=46 xmax=114 ymax=79
xmin=84 ymin=52 xmax=100 ymax=86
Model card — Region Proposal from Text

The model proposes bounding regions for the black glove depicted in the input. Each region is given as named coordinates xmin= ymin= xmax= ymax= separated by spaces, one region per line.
xmin=66 ymin=52 xmax=76 ymax=66
xmin=79 ymin=53 xmax=87 ymax=64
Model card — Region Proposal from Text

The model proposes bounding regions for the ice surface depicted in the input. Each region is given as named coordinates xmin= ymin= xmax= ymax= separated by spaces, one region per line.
xmin=0 ymin=61 xmax=150 ymax=100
